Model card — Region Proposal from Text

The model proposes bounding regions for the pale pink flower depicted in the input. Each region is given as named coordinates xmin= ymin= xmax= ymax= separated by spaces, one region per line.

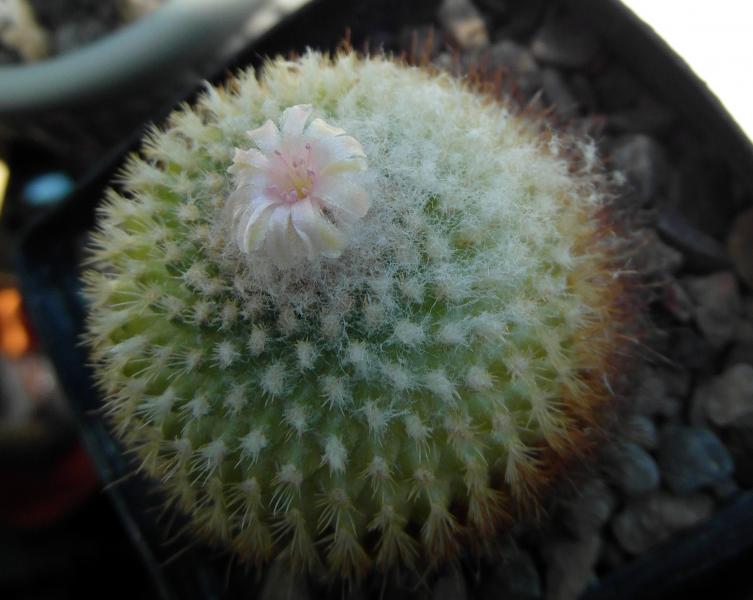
xmin=227 ymin=104 xmax=369 ymax=268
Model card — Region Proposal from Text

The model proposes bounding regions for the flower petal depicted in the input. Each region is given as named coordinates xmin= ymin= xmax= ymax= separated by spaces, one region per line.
xmin=280 ymin=104 xmax=313 ymax=138
xmin=229 ymin=148 xmax=268 ymax=174
xmin=233 ymin=172 xmax=272 ymax=197
xmin=312 ymin=134 xmax=367 ymax=176
xmin=265 ymin=205 xmax=295 ymax=266
xmin=315 ymin=179 xmax=370 ymax=219
xmin=315 ymin=134 xmax=366 ymax=162
xmin=306 ymin=117 xmax=346 ymax=138
xmin=291 ymin=199 xmax=346 ymax=259
xmin=230 ymin=190 xmax=277 ymax=251
xmin=239 ymin=200 xmax=276 ymax=252
xmin=320 ymin=157 xmax=368 ymax=177
xmin=247 ymin=120 xmax=281 ymax=154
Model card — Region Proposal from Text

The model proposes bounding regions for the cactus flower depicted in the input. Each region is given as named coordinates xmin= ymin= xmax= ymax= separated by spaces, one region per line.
xmin=228 ymin=104 xmax=369 ymax=267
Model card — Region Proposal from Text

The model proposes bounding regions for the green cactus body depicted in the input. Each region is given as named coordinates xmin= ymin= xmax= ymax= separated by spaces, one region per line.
xmin=84 ymin=52 xmax=628 ymax=580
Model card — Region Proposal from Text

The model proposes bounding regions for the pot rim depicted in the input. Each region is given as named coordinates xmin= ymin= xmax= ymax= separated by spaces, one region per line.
xmin=0 ymin=0 xmax=263 ymax=114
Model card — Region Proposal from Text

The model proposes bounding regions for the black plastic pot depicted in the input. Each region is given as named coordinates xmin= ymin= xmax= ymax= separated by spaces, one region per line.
xmin=15 ymin=1 xmax=753 ymax=599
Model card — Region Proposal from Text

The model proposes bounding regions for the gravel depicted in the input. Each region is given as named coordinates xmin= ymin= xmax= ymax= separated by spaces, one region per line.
xmin=694 ymin=363 xmax=753 ymax=428
xmin=657 ymin=210 xmax=731 ymax=273
xmin=542 ymin=533 xmax=601 ymax=600
xmin=488 ymin=40 xmax=543 ymax=97
xmin=661 ymin=280 xmax=695 ymax=323
xmin=530 ymin=13 xmax=600 ymax=69
xmin=658 ymin=426 xmax=735 ymax=494
xmin=540 ymin=68 xmax=579 ymax=120
xmin=684 ymin=271 xmax=743 ymax=350
xmin=603 ymin=442 xmax=661 ymax=496
xmin=430 ymin=2 xmax=753 ymax=598
xmin=631 ymin=229 xmax=684 ymax=279
xmin=611 ymin=493 xmax=715 ymax=555
xmin=480 ymin=542 xmax=543 ymax=600
xmin=630 ymin=366 xmax=683 ymax=418
xmin=727 ymin=207 xmax=753 ymax=289
xmin=622 ymin=415 xmax=659 ymax=450
xmin=562 ymin=478 xmax=616 ymax=538
xmin=608 ymin=134 xmax=668 ymax=206
xmin=666 ymin=326 xmax=716 ymax=373
xmin=436 ymin=2 xmax=753 ymax=599
xmin=438 ymin=0 xmax=489 ymax=51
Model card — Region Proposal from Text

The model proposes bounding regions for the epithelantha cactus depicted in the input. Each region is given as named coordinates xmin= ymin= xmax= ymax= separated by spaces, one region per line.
xmin=83 ymin=51 xmax=629 ymax=580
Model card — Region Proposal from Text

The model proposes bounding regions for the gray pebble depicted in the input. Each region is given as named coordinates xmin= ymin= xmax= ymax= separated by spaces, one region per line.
xmin=735 ymin=316 xmax=753 ymax=346
xmin=632 ymin=229 xmax=684 ymax=278
xmin=729 ymin=303 xmax=753 ymax=365
xmin=666 ymin=158 xmax=735 ymax=238
xmin=684 ymin=271 xmax=743 ymax=349
xmin=542 ymin=533 xmax=601 ymax=600
xmin=603 ymin=441 xmax=660 ymax=496
xmin=598 ymin=540 xmax=627 ymax=571
xmin=531 ymin=14 xmax=600 ymax=69
xmin=728 ymin=207 xmax=753 ymax=289
xmin=438 ymin=0 xmax=489 ymax=51
xmin=662 ymin=280 xmax=695 ymax=323
xmin=610 ymin=134 xmax=668 ymax=205
xmin=658 ymin=426 xmax=735 ymax=494
xmin=657 ymin=210 xmax=731 ymax=273
xmin=688 ymin=386 xmax=711 ymax=428
xmin=726 ymin=427 xmax=753 ymax=487
xmin=483 ymin=0 xmax=546 ymax=40
xmin=611 ymin=492 xmax=714 ymax=555
xmin=728 ymin=341 xmax=753 ymax=369
xmin=659 ymin=366 xmax=692 ymax=398
xmin=694 ymin=363 xmax=753 ymax=428
xmin=563 ymin=477 xmax=616 ymax=536
xmin=481 ymin=543 xmax=542 ymax=600
xmin=710 ymin=477 xmax=740 ymax=500
xmin=630 ymin=368 xmax=681 ymax=417
xmin=607 ymin=100 xmax=676 ymax=135
xmin=667 ymin=326 xmax=716 ymax=373
xmin=433 ymin=569 xmax=467 ymax=600
xmin=623 ymin=414 xmax=659 ymax=449
xmin=488 ymin=40 xmax=542 ymax=97
xmin=541 ymin=68 xmax=579 ymax=120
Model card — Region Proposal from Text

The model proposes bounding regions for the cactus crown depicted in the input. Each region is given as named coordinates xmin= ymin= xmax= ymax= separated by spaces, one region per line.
xmin=83 ymin=51 xmax=627 ymax=580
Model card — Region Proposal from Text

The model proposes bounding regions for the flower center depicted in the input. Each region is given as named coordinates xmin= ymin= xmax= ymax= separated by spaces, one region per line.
xmin=272 ymin=144 xmax=317 ymax=204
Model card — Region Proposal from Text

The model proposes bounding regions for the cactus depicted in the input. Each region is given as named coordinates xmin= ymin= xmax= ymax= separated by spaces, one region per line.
xmin=83 ymin=51 xmax=629 ymax=581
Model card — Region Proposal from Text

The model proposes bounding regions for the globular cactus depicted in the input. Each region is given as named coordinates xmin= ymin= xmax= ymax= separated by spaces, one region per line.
xmin=83 ymin=51 xmax=629 ymax=581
